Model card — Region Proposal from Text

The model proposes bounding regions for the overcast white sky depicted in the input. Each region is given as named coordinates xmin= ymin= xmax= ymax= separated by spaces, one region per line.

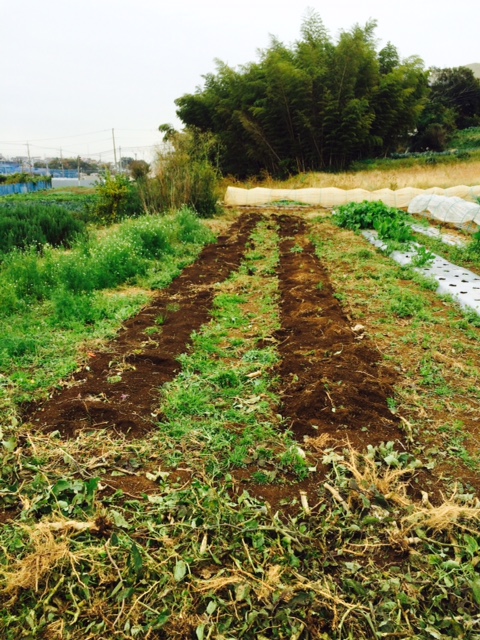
xmin=1 ymin=0 xmax=478 ymax=162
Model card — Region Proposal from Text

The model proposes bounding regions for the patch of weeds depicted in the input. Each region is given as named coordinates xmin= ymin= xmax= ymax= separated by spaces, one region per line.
xmin=447 ymin=438 xmax=479 ymax=470
xmin=389 ymin=289 xmax=429 ymax=319
xmin=250 ymin=470 xmax=274 ymax=484
xmin=439 ymin=422 xmax=480 ymax=471
xmin=401 ymin=267 xmax=439 ymax=292
xmin=155 ymin=313 xmax=167 ymax=326
xmin=419 ymin=356 xmax=445 ymax=386
xmin=355 ymin=248 xmax=374 ymax=259
xmin=386 ymin=397 xmax=398 ymax=413
xmin=280 ymin=446 xmax=310 ymax=480
xmin=107 ymin=375 xmax=122 ymax=384
xmin=289 ymin=243 xmax=304 ymax=254
xmin=411 ymin=244 xmax=435 ymax=269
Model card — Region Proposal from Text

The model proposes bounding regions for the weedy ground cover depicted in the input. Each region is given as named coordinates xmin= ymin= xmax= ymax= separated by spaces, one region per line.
xmin=409 ymin=225 xmax=480 ymax=277
xmin=310 ymin=215 xmax=480 ymax=484
xmin=0 ymin=210 xmax=479 ymax=638
xmin=0 ymin=208 xmax=214 ymax=424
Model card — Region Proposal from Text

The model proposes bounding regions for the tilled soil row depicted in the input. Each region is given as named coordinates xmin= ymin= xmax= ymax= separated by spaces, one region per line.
xmin=275 ymin=215 xmax=404 ymax=449
xmin=24 ymin=212 xmax=262 ymax=438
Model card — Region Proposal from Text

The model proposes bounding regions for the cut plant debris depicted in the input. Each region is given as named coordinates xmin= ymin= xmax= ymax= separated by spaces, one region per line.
xmin=1 ymin=208 xmax=479 ymax=639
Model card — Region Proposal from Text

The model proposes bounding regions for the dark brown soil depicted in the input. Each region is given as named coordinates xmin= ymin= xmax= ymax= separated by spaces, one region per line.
xmin=15 ymin=211 xmax=429 ymax=516
xmin=275 ymin=214 xmax=404 ymax=449
xmin=23 ymin=212 xmax=261 ymax=438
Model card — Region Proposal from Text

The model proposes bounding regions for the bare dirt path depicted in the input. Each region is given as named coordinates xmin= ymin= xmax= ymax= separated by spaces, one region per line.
xmin=23 ymin=212 xmax=262 ymax=438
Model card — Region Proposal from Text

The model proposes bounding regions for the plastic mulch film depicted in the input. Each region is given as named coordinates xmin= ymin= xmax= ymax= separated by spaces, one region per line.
xmin=224 ymin=185 xmax=480 ymax=209
xmin=407 ymin=194 xmax=480 ymax=230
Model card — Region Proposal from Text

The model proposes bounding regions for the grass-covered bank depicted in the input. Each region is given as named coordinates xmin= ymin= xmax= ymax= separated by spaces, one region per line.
xmin=226 ymin=155 xmax=480 ymax=193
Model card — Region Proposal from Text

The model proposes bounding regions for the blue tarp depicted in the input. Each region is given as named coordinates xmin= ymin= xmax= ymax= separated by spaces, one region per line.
xmin=0 ymin=163 xmax=23 ymax=175
xmin=0 ymin=181 xmax=52 ymax=197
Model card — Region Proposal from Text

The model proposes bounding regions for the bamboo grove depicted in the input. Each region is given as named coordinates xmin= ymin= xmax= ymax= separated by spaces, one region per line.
xmin=174 ymin=11 xmax=480 ymax=178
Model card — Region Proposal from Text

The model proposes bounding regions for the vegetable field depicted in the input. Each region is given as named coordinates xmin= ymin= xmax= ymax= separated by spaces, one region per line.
xmin=1 ymin=207 xmax=480 ymax=639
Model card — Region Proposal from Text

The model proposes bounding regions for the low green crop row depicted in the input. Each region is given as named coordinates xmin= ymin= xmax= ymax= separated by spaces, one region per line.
xmin=0 ymin=204 xmax=85 ymax=255
xmin=333 ymin=200 xmax=414 ymax=243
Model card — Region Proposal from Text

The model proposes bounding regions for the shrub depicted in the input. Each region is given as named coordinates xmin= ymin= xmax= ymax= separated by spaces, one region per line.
xmin=144 ymin=128 xmax=221 ymax=217
xmin=94 ymin=172 xmax=143 ymax=223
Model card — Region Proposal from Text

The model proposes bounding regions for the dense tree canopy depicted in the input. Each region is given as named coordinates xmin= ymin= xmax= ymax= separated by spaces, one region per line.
xmin=412 ymin=66 xmax=480 ymax=150
xmin=175 ymin=13 xmax=429 ymax=177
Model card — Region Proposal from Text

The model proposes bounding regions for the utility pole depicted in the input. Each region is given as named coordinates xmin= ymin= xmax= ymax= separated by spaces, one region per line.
xmin=26 ymin=142 xmax=32 ymax=174
xmin=112 ymin=128 xmax=118 ymax=172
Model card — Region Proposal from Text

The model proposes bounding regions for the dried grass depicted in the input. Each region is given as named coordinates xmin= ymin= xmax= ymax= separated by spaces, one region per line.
xmin=2 ymin=518 xmax=98 ymax=593
xmin=235 ymin=160 xmax=480 ymax=192
xmin=343 ymin=447 xmax=412 ymax=508
xmin=401 ymin=495 xmax=480 ymax=534
xmin=304 ymin=433 xmax=331 ymax=452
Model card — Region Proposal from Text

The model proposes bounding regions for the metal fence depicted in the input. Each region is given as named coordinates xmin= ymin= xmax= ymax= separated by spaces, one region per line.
xmin=49 ymin=169 xmax=78 ymax=178
xmin=0 ymin=163 xmax=23 ymax=175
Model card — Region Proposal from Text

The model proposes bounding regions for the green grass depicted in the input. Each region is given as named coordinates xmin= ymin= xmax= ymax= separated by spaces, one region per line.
xmin=152 ymin=218 xmax=308 ymax=479
xmin=0 ymin=208 xmax=215 ymax=422
xmin=450 ymin=126 xmax=480 ymax=151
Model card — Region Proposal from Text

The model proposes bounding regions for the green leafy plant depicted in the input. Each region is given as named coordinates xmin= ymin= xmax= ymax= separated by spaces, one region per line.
xmin=411 ymin=244 xmax=435 ymax=268
xmin=334 ymin=201 xmax=415 ymax=247
xmin=95 ymin=172 xmax=142 ymax=223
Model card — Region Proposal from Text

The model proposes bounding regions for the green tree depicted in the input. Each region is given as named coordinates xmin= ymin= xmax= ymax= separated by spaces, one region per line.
xmin=175 ymin=12 xmax=428 ymax=177
xmin=129 ymin=160 xmax=150 ymax=181
xmin=430 ymin=66 xmax=480 ymax=129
